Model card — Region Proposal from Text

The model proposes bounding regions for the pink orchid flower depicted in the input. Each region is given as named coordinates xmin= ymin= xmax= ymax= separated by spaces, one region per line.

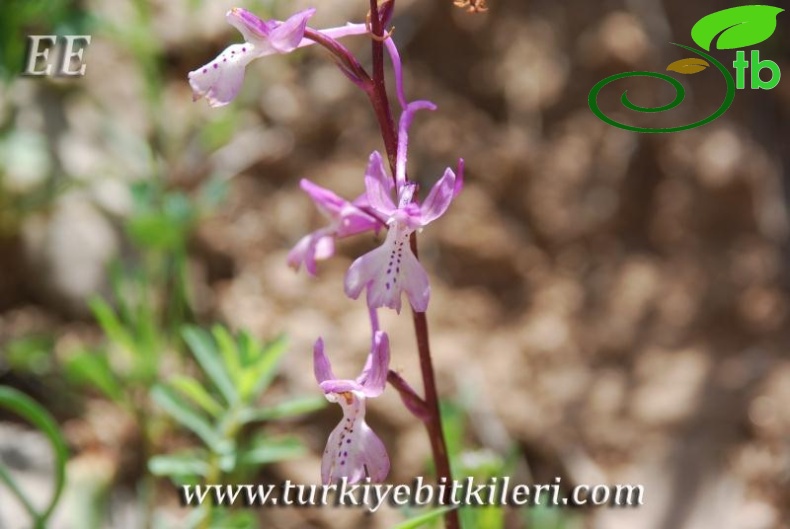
xmin=313 ymin=331 xmax=391 ymax=484
xmin=189 ymin=8 xmax=366 ymax=107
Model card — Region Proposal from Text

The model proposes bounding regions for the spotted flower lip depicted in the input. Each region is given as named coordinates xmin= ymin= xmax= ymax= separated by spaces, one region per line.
xmin=314 ymin=332 xmax=391 ymax=484
xmin=189 ymin=8 xmax=368 ymax=107
xmin=344 ymin=148 xmax=459 ymax=313
xmin=287 ymin=178 xmax=381 ymax=275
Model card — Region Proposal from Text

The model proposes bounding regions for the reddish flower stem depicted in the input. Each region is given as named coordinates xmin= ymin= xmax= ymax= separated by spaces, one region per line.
xmin=366 ymin=0 xmax=399 ymax=176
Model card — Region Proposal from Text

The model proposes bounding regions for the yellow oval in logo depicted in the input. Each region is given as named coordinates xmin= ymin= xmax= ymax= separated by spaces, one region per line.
xmin=666 ymin=57 xmax=711 ymax=74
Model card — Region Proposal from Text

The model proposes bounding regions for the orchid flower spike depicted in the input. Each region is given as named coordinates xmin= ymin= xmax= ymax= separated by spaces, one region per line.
xmin=314 ymin=331 xmax=391 ymax=484
xmin=344 ymin=151 xmax=458 ymax=313
xmin=189 ymin=8 xmax=368 ymax=107
xmin=288 ymin=179 xmax=381 ymax=276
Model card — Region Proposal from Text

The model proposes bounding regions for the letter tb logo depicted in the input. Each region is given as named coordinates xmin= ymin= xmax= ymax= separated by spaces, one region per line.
xmin=589 ymin=5 xmax=784 ymax=133
xmin=733 ymin=49 xmax=781 ymax=89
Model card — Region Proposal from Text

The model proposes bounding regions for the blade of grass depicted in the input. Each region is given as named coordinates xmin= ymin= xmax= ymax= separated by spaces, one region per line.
xmin=0 ymin=386 xmax=68 ymax=524
xmin=182 ymin=326 xmax=237 ymax=405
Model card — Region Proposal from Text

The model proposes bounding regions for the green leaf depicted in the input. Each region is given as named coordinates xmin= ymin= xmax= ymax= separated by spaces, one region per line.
xmin=0 ymin=386 xmax=68 ymax=525
xmin=239 ymin=396 xmax=326 ymax=424
xmin=239 ymin=436 xmax=305 ymax=466
xmin=182 ymin=326 xmax=238 ymax=405
xmin=211 ymin=325 xmax=242 ymax=384
xmin=151 ymin=385 xmax=220 ymax=449
xmin=247 ymin=335 xmax=288 ymax=400
xmin=691 ymin=5 xmax=784 ymax=51
xmin=439 ymin=401 xmax=466 ymax=461
xmin=148 ymin=453 xmax=210 ymax=478
xmin=65 ymin=350 xmax=124 ymax=403
xmin=392 ymin=507 xmax=459 ymax=529
xmin=126 ymin=213 xmax=184 ymax=250
xmin=89 ymin=297 xmax=135 ymax=353
xmin=168 ymin=375 xmax=223 ymax=417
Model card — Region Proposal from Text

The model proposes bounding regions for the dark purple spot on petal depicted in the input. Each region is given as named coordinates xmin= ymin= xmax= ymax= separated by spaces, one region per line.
xmin=213 ymin=64 xmax=218 ymax=69
xmin=347 ymin=439 xmax=351 ymax=443
xmin=202 ymin=69 xmax=207 ymax=73
xmin=242 ymin=47 xmax=247 ymax=52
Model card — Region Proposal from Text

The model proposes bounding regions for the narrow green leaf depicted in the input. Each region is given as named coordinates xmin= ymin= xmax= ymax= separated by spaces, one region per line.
xmin=168 ymin=375 xmax=223 ymax=417
xmin=248 ymin=335 xmax=288 ymax=399
xmin=89 ymin=297 xmax=134 ymax=353
xmin=151 ymin=385 xmax=219 ymax=449
xmin=691 ymin=5 xmax=784 ymax=51
xmin=439 ymin=401 xmax=466 ymax=461
xmin=239 ymin=436 xmax=305 ymax=466
xmin=182 ymin=326 xmax=237 ymax=405
xmin=64 ymin=350 xmax=124 ymax=403
xmin=237 ymin=331 xmax=258 ymax=366
xmin=0 ymin=458 xmax=39 ymax=519
xmin=392 ymin=507 xmax=459 ymax=529
xmin=0 ymin=386 xmax=68 ymax=524
xmin=239 ymin=396 xmax=326 ymax=424
xmin=148 ymin=453 xmax=210 ymax=478
xmin=211 ymin=325 xmax=242 ymax=383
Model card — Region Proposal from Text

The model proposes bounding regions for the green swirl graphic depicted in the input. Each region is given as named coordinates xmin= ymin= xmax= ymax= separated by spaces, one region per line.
xmin=588 ymin=43 xmax=736 ymax=133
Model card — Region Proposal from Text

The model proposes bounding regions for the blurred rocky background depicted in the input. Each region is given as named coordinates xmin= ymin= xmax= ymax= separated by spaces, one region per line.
xmin=1 ymin=0 xmax=789 ymax=528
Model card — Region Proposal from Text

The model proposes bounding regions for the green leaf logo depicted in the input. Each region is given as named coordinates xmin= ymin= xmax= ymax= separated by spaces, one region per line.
xmin=691 ymin=5 xmax=784 ymax=51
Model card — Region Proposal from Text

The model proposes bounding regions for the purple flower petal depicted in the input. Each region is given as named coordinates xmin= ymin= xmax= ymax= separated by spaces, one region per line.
xmin=454 ymin=158 xmax=465 ymax=197
xmin=313 ymin=338 xmax=336 ymax=384
xmin=188 ymin=44 xmax=257 ymax=107
xmin=301 ymin=179 xmax=347 ymax=218
xmin=398 ymin=245 xmax=430 ymax=312
xmin=300 ymin=178 xmax=379 ymax=236
xmin=268 ymin=8 xmax=317 ymax=53
xmin=286 ymin=230 xmax=334 ymax=275
xmin=320 ymin=379 xmax=364 ymax=394
xmin=356 ymin=331 xmax=389 ymax=397
xmin=364 ymin=153 xmax=397 ymax=217
xmin=320 ymin=392 xmax=390 ymax=484
xmin=345 ymin=226 xmax=426 ymax=313
xmin=419 ymin=167 xmax=456 ymax=225
xmin=226 ymin=8 xmax=275 ymax=42
xmin=367 ymin=151 xmax=394 ymax=194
